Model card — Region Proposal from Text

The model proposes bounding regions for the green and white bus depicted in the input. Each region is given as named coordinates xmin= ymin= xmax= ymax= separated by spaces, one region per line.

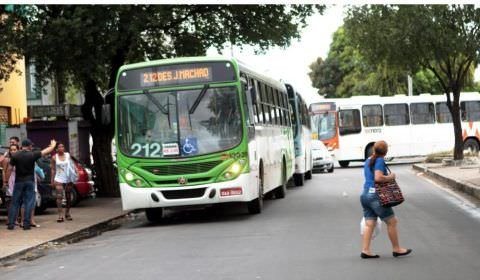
xmin=115 ymin=57 xmax=295 ymax=221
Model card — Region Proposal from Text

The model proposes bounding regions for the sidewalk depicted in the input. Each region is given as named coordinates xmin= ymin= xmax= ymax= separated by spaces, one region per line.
xmin=0 ymin=198 xmax=128 ymax=263
xmin=413 ymin=163 xmax=480 ymax=200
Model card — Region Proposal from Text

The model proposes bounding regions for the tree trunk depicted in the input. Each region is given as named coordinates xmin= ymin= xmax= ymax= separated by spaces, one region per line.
xmin=451 ymin=91 xmax=464 ymax=160
xmin=81 ymin=78 xmax=118 ymax=197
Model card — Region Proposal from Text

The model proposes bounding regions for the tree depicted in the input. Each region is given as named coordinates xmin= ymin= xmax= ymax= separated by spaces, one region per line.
xmin=344 ymin=5 xmax=480 ymax=160
xmin=3 ymin=5 xmax=323 ymax=196
xmin=309 ymin=26 xmax=443 ymax=98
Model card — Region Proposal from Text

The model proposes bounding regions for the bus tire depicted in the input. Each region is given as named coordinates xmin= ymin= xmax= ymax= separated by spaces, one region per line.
xmin=464 ymin=138 xmax=479 ymax=154
xmin=248 ymin=166 xmax=264 ymax=214
xmin=305 ymin=169 xmax=312 ymax=180
xmin=293 ymin=173 xmax=304 ymax=186
xmin=339 ymin=161 xmax=350 ymax=168
xmin=145 ymin=207 xmax=164 ymax=223
xmin=274 ymin=161 xmax=287 ymax=199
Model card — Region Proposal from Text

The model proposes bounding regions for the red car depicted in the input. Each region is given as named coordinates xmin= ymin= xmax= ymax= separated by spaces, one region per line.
xmin=36 ymin=155 xmax=95 ymax=207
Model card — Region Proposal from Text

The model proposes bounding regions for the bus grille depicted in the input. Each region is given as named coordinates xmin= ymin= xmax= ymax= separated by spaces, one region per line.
xmin=143 ymin=161 xmax=222 ymax=176
xmin=154 ymin=177 xmax=211 ymax=186
xmin=161 ymin=188 xmax=206 ymax=199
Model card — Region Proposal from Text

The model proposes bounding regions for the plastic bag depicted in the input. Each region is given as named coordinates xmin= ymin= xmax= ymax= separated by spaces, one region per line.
xmin=360 ymin=217 xmax=382 ymax=240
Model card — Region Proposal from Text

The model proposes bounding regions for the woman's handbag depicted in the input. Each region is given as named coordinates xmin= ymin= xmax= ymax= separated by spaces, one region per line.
xmin=375 ymin=166 xmax=404 ymax=207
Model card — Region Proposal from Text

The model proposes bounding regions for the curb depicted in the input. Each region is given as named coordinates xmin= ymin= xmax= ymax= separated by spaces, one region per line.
xmin=0 ymin=212 xmax=130 ymax=265
xmin=413 ymin=164 xmax=480 ymax=201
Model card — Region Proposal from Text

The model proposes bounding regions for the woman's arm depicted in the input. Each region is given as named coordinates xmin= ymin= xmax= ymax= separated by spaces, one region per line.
xmin=374 ymin=169 xmax=395 ymax=183
xmin=50 ymin=156 xmax=56 ymax=186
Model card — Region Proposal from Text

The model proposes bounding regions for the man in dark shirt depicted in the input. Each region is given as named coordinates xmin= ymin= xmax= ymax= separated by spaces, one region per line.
xmin=8 ymin=138 xmax=56 ymax=230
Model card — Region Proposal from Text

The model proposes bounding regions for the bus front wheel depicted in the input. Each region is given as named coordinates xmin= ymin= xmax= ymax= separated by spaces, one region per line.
xmin=145 ymin=207 xmax=164 ymax=223
xmin=248 ymin=168 xmax=264 ymax=214
xmin=339 ymin=161 xmax=350 ymax=168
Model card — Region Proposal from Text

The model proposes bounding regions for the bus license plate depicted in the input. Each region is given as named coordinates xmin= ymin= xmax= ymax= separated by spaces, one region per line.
xmin=220 ymin=187 xmax=243 ymax=197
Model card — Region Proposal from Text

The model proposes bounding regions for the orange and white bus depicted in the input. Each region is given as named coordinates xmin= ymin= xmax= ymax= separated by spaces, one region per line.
xmin=310 ymin=92 xmax=480 ymax=167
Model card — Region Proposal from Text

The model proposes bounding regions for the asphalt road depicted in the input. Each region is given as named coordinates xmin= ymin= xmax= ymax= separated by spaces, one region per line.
xmin=2 ymin=164 xmax=480 ymax=280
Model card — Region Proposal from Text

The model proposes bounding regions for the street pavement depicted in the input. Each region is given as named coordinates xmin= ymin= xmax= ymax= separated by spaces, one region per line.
xmin=1 ymin=164 xmax=480 ymax=280
xmin=0 ymin=198 xmax=126 ymax=261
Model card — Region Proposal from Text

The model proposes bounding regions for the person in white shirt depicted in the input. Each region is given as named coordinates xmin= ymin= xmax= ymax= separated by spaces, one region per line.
xmin=50 ymin=142 xmax=76 ymax=223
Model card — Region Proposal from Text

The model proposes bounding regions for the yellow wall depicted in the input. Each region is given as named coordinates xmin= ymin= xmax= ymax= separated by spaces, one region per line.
xmin=0 ymin=58 xmax=27 ymax=125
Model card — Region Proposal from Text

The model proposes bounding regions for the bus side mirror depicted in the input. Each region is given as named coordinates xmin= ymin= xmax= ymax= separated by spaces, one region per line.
xmin=101 ymin=104 xmax=111 ymax=125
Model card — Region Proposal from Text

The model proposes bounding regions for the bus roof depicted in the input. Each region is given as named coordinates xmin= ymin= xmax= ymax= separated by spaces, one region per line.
xmin=118 ymin=56 xmax=232 ymax=72
xmin=117 ymin=56 xmax=286 ymax=90
xmin=311 ymin=92 xmax=480 ymax=108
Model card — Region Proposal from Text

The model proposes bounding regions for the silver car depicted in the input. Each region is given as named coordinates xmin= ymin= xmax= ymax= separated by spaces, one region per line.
xmin=312 ymin=140 xmax=334 ymax=173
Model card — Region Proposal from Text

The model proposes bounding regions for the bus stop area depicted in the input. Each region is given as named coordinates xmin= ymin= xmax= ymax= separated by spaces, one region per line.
xmin=0 ymin=198 xmax=128 ymax=264
xmin=413 ymin=162 xmax=480 ymax=201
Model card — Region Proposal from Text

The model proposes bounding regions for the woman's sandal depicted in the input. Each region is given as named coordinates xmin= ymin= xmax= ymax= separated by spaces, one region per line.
xmin=361 ymin=252 xmax=380 ymax=259
xmin=57 ymin=217 xmax=64 ymax=223
xmin=65 ymin=214 xmax=73 ymax=221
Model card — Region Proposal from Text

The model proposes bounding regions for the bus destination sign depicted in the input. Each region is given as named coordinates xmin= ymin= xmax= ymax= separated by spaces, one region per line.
xmin=141 ymin=67 xmax=212 ymax=87
xmin=310 ymin=102 xmax=336 ymax=114
xmin=117 ymin=61 xmax=236 ymax=91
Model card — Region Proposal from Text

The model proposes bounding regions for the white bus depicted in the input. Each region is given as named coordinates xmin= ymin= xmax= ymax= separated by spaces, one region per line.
xmin=310 ymin=92 xmax=480 ymax=167
xmin=115 ymin=57 xmax=295 ymax=221
xmin=286 ymin=84 xmax=313 ymax=186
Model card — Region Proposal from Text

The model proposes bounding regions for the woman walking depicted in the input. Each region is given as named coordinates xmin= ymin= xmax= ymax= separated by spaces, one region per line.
xmin=360 ymin=140 xmax=412 ymax=258
xmin=50 ymin=142 xmax=76 ymax=222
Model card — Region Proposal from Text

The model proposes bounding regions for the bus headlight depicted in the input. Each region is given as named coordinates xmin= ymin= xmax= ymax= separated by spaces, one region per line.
xmin=219 ymin=158 xmax=248 ymax=181
xmin=120 ymin=168 xmax=150 ymax=188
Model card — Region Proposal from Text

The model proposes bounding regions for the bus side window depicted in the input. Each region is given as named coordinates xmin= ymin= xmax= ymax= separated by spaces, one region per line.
xmin=339 ymin=109 xmax=361 ymax=135
xmin=384 ymin=104 xmax=410 ymax=126
xmin=436 ymin=102 xmax=452 ymax=123
xmin=411 ymin=102 xmax=435 ymax=124
xmin=362 ymin=104 xmax=383 ymax=127
xmin=461 ymin=101 xmax=480 ymax=122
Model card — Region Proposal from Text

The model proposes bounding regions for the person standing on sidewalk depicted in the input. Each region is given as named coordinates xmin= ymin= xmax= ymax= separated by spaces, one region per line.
xmin=51 ymin=142 xmax=76 ymax=223
xmin=7 ymin=139 xmax=56 ymax=230
xmin=3 ymin=144 xmax=20 ymax=223
xmin=360 ymin=140 xmax=412 ymax=259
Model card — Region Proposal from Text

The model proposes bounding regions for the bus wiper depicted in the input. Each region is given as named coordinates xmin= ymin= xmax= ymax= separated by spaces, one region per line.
xmin=189 ymin=84 xmax=209 ymax=115
xmin=143 ymin=89 xmax=168 ymax=115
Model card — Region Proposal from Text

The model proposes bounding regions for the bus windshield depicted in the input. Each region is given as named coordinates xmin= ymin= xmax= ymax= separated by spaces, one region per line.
xmin=118 ymin=86 xmax=242 ymax=158
xmin=313 ymin=112 xmax=336 ymax=140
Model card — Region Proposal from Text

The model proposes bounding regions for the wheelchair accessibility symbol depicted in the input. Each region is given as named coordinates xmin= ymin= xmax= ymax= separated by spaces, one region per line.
xmin=181 ymin=137 xmax=198 ymax=155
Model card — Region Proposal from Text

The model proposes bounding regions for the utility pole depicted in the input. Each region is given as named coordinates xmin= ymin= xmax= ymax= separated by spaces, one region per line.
xmin=407 ymin=75 xmax=413 ymax=96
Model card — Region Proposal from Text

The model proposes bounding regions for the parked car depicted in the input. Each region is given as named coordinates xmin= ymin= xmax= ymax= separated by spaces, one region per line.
xmin=312 ymin=140 xmax=334 ymax=173
xmin=36 ymin=154 xmax=95 ymax=207
xmin=0 ymin=153 xmax=95 ymax=214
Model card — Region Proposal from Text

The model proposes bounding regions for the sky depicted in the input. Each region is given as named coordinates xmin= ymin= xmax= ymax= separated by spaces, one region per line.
xmin=207 ymin=5 xmax=345 ymax=104
xmin=207 ymin=4 xmax=480 ymax=105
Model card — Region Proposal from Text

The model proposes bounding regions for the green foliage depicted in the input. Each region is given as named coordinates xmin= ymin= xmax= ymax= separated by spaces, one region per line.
xmin=1 ymin=4 xmax=323 ymax=195
xmin=343 ymin=5 xmax=480 ymax=160
xmin=308 ymin=26 xmax=444 ymax=98
xmin=344 ymin=5 xmax=480 ymax=95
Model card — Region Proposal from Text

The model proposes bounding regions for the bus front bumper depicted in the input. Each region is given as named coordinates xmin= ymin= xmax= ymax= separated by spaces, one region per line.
xmin=119 ymin=173 xmax=258 ymax=211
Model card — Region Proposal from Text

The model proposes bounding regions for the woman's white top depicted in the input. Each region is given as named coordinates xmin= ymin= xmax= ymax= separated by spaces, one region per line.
xmin=54 ymin=152 xmax=72 ymax=184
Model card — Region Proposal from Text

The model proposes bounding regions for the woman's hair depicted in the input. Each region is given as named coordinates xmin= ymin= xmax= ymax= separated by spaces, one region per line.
xmin=369 ymin=141 xmax=388 ymax=167
xmin=55 ymin=141 xmax=65 ymax=150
